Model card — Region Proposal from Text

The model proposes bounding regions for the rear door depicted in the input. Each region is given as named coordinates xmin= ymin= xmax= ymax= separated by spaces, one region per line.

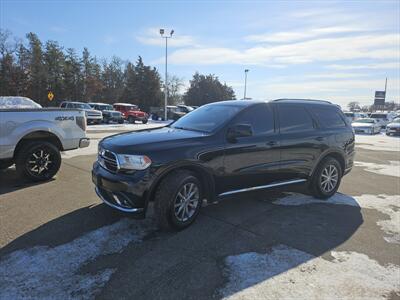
xmin=276 ymin=103 xmax=327 ymax=180
xmin=219 ymin=103 xmax=281 ymax=194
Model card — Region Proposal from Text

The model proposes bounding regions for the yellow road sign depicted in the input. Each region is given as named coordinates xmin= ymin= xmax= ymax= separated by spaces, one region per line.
xmin=48 ymin=91 xmax=54 ymax=101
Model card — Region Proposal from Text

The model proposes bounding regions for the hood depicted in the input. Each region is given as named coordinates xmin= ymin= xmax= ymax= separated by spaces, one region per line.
xmin=101 ymin=126 xmax=207 ymax=154
xmin=103 ymin=109 xmax=121 ymax=114
xmin=352 ymin=122 xmax=374 ymax=127
xmin=387 ymin=122 xmax=400 ymax=128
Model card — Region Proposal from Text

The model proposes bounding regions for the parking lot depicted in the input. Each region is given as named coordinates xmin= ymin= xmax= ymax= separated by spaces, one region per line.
xmin=1 ymin=123 xmax=399 ymax=299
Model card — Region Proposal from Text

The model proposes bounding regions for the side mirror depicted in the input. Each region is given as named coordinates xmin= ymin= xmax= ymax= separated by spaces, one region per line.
xmin=227 ymin=124 xmax=253 ymax=142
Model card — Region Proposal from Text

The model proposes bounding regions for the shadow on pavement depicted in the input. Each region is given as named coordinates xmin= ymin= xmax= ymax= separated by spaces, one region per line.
xmin=0 ymin=189 xmax=363 ymax=299
xmin=0 ymin=166 xmax=56 ymax=195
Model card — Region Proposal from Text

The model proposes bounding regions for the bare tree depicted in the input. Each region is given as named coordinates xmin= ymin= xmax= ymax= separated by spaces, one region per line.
xmin=347 ymin=101 xmax=360 ymax=112
xmin=167 ymin=74 xmax=184 ymax=105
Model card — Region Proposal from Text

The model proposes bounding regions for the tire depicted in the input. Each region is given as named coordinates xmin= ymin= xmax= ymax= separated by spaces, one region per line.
xmin=142 ymin=119 xmax=148 ymax=124
xmin=309 ymin=157 xmax=342 ymax=199
xmin=128 ymin=116 xmax=135 ymax=124
xmin=118 ymin=119 xmax=124 ymax=124
xmin=154 ymin=170 xmax=203 ymax=231
xmin=0 ymin=160 xmax=13 ymax=170
xmin=15 ymin=141 xmax=61 ymax=182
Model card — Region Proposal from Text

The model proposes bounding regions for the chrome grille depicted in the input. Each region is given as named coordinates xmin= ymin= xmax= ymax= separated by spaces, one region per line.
xmin=98 ymin=148 xmax=119 ymax=173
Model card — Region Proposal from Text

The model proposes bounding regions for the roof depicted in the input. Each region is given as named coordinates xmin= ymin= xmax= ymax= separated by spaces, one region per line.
xmin=271 ymin=98 xmax=332 ymax=105
xmin=113 ymin=102 xmax=138 ymax=106
xmin=88 ymin=102 xmax=111 ymax=106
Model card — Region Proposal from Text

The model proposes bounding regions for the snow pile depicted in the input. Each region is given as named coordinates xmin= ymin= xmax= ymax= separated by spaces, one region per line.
xmin=355 ymin=133 xmax=400 ymax=152
xmin=273 ymin=193 xmax=400 ymax=244
xmin=0 ymin=96 xmax=42 ymax=109
xmin=355 ymin=161 xmax=400 ymax=177
xmin=221 ymin=245 xmax=400 ymax=299
xmin=0 ymin=218 xmax=153 ymax=299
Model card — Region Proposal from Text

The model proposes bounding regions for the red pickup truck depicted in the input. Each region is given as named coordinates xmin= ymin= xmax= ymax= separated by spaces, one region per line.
xmin=113 ymin=103 xmax=148 ymax=124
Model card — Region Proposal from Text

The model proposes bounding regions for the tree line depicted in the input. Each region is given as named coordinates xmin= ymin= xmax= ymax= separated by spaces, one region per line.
xmin=0 ymin=30 xmax=236 ymax=111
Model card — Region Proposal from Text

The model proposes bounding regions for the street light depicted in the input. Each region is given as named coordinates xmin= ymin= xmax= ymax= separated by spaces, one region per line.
xmin=160 ymin=29 xmax=174 ymax=120
xmin=243 ymin=69 xmax=249 ymax=100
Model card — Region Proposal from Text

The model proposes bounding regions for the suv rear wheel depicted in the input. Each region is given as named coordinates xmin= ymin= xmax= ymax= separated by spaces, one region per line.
xmin=309 ymin=157 xmax=342 ymax=199
xmin=128 ymin=116 xmax=135 ymax=124
xmin=15 ymin=141 xmax=61 ymax=182
xmin=154 ymin=170 xmax=203 ymax=231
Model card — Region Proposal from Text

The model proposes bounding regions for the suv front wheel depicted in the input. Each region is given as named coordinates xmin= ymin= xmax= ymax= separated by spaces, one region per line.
xmin=309 ymin=157 xmax=342 ymax=199
xmin=154 ymin=170 xmax=203 ymax=231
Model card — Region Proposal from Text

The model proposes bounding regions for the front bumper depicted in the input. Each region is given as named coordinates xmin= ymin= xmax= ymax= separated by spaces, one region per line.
xmin=79 ymin=138 xmax=90 ymax=148
xmin=91 ymin=161 xmax=154 ymax=215
xmin=386 ymin=127 xmax=400 ymax=135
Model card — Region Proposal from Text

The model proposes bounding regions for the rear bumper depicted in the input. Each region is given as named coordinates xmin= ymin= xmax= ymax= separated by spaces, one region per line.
xmin=79 ymin=138 xmax=90 ymax=148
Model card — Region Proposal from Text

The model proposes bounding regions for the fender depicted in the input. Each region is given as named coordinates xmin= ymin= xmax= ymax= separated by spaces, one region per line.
xmin=144 ymin=160 xmax=216 ymax=209
xmin=309 ymin=148 xmax=346 ymax=177
xmin=10 ymin=120 xmax=65 ymax=154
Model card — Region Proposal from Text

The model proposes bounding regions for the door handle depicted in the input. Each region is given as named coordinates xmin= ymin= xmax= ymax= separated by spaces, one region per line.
xmin=267 ymin=141 xmax=277 ymax=146
xmin=315 ymin=136 xmax=325 ymax=141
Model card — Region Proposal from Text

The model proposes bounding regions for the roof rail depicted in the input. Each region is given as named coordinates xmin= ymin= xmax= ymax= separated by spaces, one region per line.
xmin=272 ymin=98 xmax=332 ymax=104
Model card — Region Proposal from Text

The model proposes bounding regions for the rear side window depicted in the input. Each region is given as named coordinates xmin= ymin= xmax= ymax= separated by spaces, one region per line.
xmin=233 ymin=104 xmax=274 ymax=135
xmin=310 ymin=106 xmax=347 ymax=128
xmin=278 ymin=105 xmax=315 ymax=133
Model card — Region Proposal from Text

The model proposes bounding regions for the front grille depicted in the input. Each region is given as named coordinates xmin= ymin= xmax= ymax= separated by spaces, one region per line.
xmin=98 ymin=149 xmax=119 ymax=173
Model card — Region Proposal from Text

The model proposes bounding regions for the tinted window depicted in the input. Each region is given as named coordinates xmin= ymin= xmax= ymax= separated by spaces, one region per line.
xmin=170 ymin=104 xmax=241 ymax=133
xmin=233 ymin=104 xmax=274 ymax=135
xmin=278 ymin=105 xmax=314 ymax=133
xmin=310 ymin=106 xmax=346 ymax=128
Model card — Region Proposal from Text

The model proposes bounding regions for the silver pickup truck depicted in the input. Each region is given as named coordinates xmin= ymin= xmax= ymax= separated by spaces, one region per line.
xmin=0 ymin=97 xmax=90 ymax=181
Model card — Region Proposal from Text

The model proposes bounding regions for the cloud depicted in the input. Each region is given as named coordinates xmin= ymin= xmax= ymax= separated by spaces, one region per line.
xmin=136 ymin=27 xmax=195 ymax=47
xmin=327 ymin=62 xmax=400 ymax=70
xmin=164 ymin=33 xmax=399 ymax=66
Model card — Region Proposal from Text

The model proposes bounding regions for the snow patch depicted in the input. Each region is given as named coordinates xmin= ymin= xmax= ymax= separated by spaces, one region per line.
xmin=355 ymin=133 xmax=400 ymax=152
xmin=0 ymin=218 xmax=153 ymax=299
xmin=273 ymin=193 xmax=400 ymax=244
xmin=354 ymin=161 xmax=400 ymax=177
xmin=0 ymin=96 xmax=42 ymax=109
xmin=221 ymin=245 xmax=400 ymax=300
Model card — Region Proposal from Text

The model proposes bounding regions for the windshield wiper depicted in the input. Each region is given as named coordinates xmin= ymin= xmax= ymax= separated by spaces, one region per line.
xmin=172 ymin=126 xmax=208 ymax=133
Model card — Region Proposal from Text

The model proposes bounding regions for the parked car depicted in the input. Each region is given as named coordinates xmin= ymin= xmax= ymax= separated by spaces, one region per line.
xmin=369 ymin=112 xmax=389 ymax=128
xmin=0 ymin=97 xmax=89 ymax=181
xmin=113 ymin=103 xmax=148 ymax=124
xmin=343 ymin=112 xmax=368 ymax=122
xmin=351 ymin=118 xmax=381 ymax=135
xmin=177 ymin=105 xmax=195 ymax=114
xmin=88 ymin=103 xmax=124 ymax=124
xmin=60 ymin=101 xmax=102 ymax=124
xmin=92 ymin=99 xmax=354 ymax=230
xmin=386 ymin=118 xmax=400 ymax=136
xmin=150 ymin=105 xmax=186 ymax=121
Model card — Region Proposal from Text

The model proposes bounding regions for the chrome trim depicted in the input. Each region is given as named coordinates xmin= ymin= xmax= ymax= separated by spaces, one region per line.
xmin=95 ymin=187 xmax=144 ymax=213
xmin=79 ymin=138 xmax=90 ymax=148
xmin=218 ymin=179 xmax=307 ymax=197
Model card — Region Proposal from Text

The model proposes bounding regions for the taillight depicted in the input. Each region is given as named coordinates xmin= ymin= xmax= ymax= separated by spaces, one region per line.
xmin=76 ymin=116 xmax=87 ymax=131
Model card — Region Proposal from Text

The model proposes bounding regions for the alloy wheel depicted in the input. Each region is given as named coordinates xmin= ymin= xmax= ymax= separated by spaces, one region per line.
xmin=174 ymin=182 xmax=200 ymax=222
xmin=320 ymin=164 xmax=339 ymax=193
xmin=26 ymin=149 xmax=53 ymax=177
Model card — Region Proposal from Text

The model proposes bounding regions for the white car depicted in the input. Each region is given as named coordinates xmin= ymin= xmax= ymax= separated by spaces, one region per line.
xmin=369 ymin=112 xmax=389 ymax=128
xmin=386 ymin=118 xmax=400 ymax=136
xmin=352 ymin=118 xmax=381 ymax=135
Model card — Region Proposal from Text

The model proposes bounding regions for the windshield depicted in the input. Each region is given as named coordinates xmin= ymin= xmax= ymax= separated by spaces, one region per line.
xmin=170 ymin=104 xmax=242 ymax=133
xmin=370 ymin=114 xmax=387 ymax=118
xmin=392 ymin=118 xmax=400 ymax=123
xmin=355 ymin=119 xmax=374 ymax=124
xmin=97 ymin=105 xmax=113 ymax=111
xmin=73 ymin=103 xmax=91 ymax=109
xmin=344 ymin=113 xmax=354 ymax=117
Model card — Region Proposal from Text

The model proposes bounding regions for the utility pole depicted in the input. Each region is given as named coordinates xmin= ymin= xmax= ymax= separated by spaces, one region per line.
xmin=160 ymin=29 xmax=174 ymax=120
xmin=243 ymin=69 xmax=249 ymax=100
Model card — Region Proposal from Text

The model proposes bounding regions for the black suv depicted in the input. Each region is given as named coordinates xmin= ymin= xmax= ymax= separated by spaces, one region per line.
xmin=92 ymin=99 xmax=355 ymax=230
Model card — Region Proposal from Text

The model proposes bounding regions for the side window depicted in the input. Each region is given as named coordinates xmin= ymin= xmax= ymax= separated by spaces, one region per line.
xmin=60 ymin=102 xmax=66 ymax=108
xmin=278 ymin=105 xmax=315 ymax=133
xmin=310 ymin=107 xmax=346 ymax=128
xmin=234 ymin=104 xmax=274 ymax=135
xmin=66 ymin=103 xmax=72 ymax=108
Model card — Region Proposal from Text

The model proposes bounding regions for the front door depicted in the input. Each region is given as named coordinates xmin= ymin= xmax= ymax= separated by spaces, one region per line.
xmin=219 ymin=103 xmax=281 ymax=195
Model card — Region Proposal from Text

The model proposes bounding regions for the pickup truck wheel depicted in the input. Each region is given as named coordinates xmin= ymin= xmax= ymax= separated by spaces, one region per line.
xmin=142 ymin=119 xmax=148 ymax=124
xmin=154 ymin=170 xmax=203 ymax=231
xmin=0 ymin=160 xmax=13 ymax=170
xmin=118 ymin=119 xmax=124 ymax=124
xmin=15 ymin=141 xmax=61 ymax=182
xmin=309 ymin=157 xmax=342 ymax=199
xmin=128 ymin=116 xmax=135 ymax=124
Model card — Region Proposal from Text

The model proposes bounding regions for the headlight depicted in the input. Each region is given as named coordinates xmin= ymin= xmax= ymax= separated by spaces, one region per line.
xmin=117 ymin=154 xmax=151 ymax=170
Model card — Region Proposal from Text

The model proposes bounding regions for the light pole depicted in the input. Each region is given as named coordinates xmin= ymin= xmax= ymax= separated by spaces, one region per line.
xmin=160 ymin=29 xmax=174 ymax=120
xmin=243 ymin=69 xmax=249 ymax=100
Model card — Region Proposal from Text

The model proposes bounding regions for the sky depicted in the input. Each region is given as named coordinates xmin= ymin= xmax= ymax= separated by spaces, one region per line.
xmin=1 ymin=0 xmax=399 ymax=108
